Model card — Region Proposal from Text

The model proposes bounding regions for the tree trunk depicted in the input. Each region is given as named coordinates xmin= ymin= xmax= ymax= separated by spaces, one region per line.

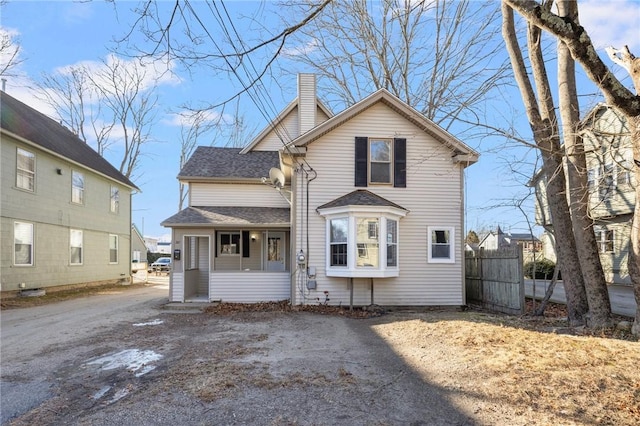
xmin=502 ymin=3 xmax=588 ymax=324
xmin=556 ymin=0 xmax=612 ymax=328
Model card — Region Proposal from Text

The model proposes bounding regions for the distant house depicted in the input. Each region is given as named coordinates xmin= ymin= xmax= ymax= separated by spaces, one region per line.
xmin=531 ymin=104 xmax=633 ymax=285
xmin=131 ymin=224 xmax=147 ymax=262
xmin=162 ymin=74 xmax=479 ymax=305
xmin=477 ymin=227 xmax=542 ymax=263
xmin=1 ymin=91 xmax=139 ymax=295
xmin=157 ymin=241 xmax=172 ymax=254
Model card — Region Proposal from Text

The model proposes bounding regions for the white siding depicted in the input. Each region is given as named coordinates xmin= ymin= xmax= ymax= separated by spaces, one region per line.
xmin=293 ymin=102 xmax=465 ymax=306
xmin=298 ymin=74 xmax=316 ymax=135
xmin=210 ymin=272 xmax=290 ymax=302
xmin=252 ymin=105 xmax=332 ymax=152
xmin=190 ymin=183 xmax=289 ymax=208
xmin=171 ymin=272 xmax=184 ymax=302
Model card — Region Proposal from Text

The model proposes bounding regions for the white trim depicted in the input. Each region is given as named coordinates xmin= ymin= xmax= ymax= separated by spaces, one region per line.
xmin=427 ymin=226 xmax=455 ymax=263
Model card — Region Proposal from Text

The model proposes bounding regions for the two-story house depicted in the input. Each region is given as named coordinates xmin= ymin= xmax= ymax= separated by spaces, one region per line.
xmin=532 ymin=104 xmax=634 ymax=285
xmin=1 ymin=91 xmax=139 ymax=296
xmin=162 ymin=74 xmax=479 ymax=305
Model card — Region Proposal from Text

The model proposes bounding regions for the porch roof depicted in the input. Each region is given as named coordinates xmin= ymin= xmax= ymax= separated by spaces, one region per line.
xmin=161 ymin=206 xmax=290 ymax=227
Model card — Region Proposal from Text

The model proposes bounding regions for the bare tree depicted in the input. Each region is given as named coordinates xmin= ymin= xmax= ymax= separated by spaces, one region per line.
xmin=504 ymin=0 xmax=640 ymax=333
xmin=0 ymin=27 xmax=23 ymax=78
xmin=37 ymin=56 xmax=160 ymax=180
xmin=278 ymin=0 xmax=510 ymax=131
xmin=502 ymin=2 xmax=589 ymax=325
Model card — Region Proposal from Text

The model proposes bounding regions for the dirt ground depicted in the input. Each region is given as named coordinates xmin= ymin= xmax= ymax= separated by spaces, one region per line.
xmin=4 ymin=293 xmax=638 ymax=426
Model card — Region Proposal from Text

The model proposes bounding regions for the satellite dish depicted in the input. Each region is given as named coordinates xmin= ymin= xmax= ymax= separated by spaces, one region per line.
xmin=269 ymin=167 xmax=286 ymax=189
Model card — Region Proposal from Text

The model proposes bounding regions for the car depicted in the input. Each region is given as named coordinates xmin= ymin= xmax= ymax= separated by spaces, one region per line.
xmin=148 ymin=257 xmax=171 ymax=273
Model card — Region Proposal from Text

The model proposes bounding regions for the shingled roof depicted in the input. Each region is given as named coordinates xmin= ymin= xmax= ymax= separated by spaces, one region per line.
xmin=317 ymin=190 xmax=408 ymax=211
xmin=178 ymin=146 xmax=280 ymax=180
xmin=161 ymin=206 xmax=290 ymax=227
xmin=1 ymin=91 xmax=138 ymax=190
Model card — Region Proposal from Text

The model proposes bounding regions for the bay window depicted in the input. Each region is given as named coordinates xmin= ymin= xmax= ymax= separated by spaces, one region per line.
xmin=319 ymin=203 xmax=407 ymax=278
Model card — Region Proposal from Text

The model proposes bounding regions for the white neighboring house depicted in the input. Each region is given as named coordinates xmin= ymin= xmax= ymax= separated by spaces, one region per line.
xmin=162 ymin=74 xmax=479 ymax=305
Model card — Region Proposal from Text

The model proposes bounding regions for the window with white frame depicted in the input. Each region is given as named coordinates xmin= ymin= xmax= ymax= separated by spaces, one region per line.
xmin=109 ymin=234 xmax=118 ymax=263
xmin=594 ymin=227 xmax=614 ymax=253
xmin=320 ymin=205 xmax=406 ymax=278
xmin=72 ymin=171 xmax=84 ymax=204
xmin=219 ymin=232 xmax=240 ymax=255
xmin=428 ymin=226 xmax=455 ymax=263
xmin=16 ymin=148 xmax=35 ymax=191
xmin=369 ymin=139 xmax=392 ymax=184
xmin=110 ymin=186 xmax=120 ymax=213
xmin=70 ymin=229 xmax=83 ymax=265
xmin=14 ymin=221 xmax=34 ymax=266
xmin=330 ymin=218 xmax=348 ymax=266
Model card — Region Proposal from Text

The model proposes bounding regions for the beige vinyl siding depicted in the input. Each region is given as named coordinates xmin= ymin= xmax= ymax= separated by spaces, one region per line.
xmin=252 ymin=105 xmax=331 ymax=152
xmin=190 ymin=183 xmax=289 ymax=208
xmin=1 ymin=137 xmax=132 ymax=292
xmin=293 ymin=102 xmax=465 ymax=306
xmin=170 ymin=272 xmax=184 ymax=302
xmin=210 ymin=272 xmax=290 ymax=302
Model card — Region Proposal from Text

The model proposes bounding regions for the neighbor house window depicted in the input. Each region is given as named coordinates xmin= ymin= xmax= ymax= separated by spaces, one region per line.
xmin=330 ymin=218 xmax=348 ymax=266
xmin=14 ymin=221 xmax=34 ymax=266
xmin=428 ymin=226 xmax=455 ymax=263
xmin=109 ymin=234 xmax=118 ymax=263
xmin=219 ymin=232 xmax=240 ymax=255
xmin=16 ymin=148 xmax=35 ymax=191
xmin=70 ymin=229 xmax=83 ymax=265
xmin=595 ymin=227 xmax=614 ymax=253
xmin=355 ymin=137 xmax=406 ymax=188
xmin=110 ymin=186 xmax=120 ymax=213
xmin=72 ymin=171 xmax=84 ymax=204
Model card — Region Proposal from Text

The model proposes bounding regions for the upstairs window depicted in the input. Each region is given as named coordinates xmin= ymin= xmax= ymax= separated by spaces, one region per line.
xmin=110 ymin=186 xmax=120 ymax=213
xmin=595 ymin=227 xmax=614 ymax=253
xmin=72 ymin=171 xmax=84 ymax=204
xmin=355 ymin=137 xmax=406 ymax=188
xmin=428 ymin=226 xmax=455 ymax=263
xmin=16 ymin=148 xmax=35 ymax=191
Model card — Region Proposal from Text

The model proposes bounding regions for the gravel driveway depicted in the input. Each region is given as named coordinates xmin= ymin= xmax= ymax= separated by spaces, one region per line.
xmin=3 ymin=280 xmax=636 ymax=425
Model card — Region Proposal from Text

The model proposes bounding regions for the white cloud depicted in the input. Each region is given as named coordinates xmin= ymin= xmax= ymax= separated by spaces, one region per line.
xmin=281 ymin=39 xmax=320 ymax=57
xmin=579 ymin=0 xmax=640 ymax=51
xmin=164 ymin=109 xmax=228 ymax=127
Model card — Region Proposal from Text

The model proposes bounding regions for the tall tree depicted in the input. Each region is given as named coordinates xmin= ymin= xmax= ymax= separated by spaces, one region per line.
xmin=504 ymin=0 xmax=640 ymax=334
xmin=280 ymin=0 xmax=510 ymax=130
xmin=36 ymin=56 xmax=160 ymax=180
xmin=502 ymin=2 xmax=589 ymax=325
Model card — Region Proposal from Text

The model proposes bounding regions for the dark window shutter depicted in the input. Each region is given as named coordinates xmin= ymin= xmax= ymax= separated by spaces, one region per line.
xmin=394 ymin=138 xmax=406 ymax=188
xmin=355 ymin=137 xmax=368 ymax=187
xmin=242 ymin=231 xmax=250 ymax=258
xmin=214 ymin=231 xmax=218 ymax=257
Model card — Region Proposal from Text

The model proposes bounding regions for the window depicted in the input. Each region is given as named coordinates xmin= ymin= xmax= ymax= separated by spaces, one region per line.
xmin=70 ymin=229 xmax=83 ymax=265
xmin=369 ymin=139 xmax=392 ymax=184
xmin=355 ymin=137 xmax=406 ymax=188
xmin=110 ymin=186 xmax=120 ymax=213
xmin=109 ymin=234 xmax=118 ymax=263
xmin=14 ymin=222 xmax=34 ymax=266
xmin=16 ymin=148 xmax=35 ymax=191
xmin=595 ymin=228 xmax=614 ymax=253
xmin=616 ymin=160 xmax=631 ymax=187
xmin=219 ymin=232 xmax=241 ymax=255
xmin=599 ymin=164 xmax=614 ymax=201
xmin=319 ymin=204 xmax=407 ymax=277
xmin=387 ymin=219 xmax=397 ymax=267
xmin=330 ymin=218 xmax=348 ymax=266
xmin=72 ymin=171 xmax=84 ymax=204
xmin=428 ymin=226 xmax=455 ymax=263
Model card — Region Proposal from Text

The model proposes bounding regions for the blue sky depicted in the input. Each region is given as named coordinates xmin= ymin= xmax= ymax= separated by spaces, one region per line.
xmin=2 ymin=0 xmax=639 ymax=240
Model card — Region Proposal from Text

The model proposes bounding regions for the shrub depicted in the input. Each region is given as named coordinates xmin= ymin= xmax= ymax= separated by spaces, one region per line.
xmin=524 ymin=259 xmax=560 ymax=280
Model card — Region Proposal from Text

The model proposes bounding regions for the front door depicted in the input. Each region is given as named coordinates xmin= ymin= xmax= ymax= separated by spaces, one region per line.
xmin=266 ymin=232 xmax=285 ymax=272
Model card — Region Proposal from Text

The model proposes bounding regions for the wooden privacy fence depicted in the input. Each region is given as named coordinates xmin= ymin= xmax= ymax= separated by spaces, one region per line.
xmin=465 ymin=246 xmax=525 ymax=315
